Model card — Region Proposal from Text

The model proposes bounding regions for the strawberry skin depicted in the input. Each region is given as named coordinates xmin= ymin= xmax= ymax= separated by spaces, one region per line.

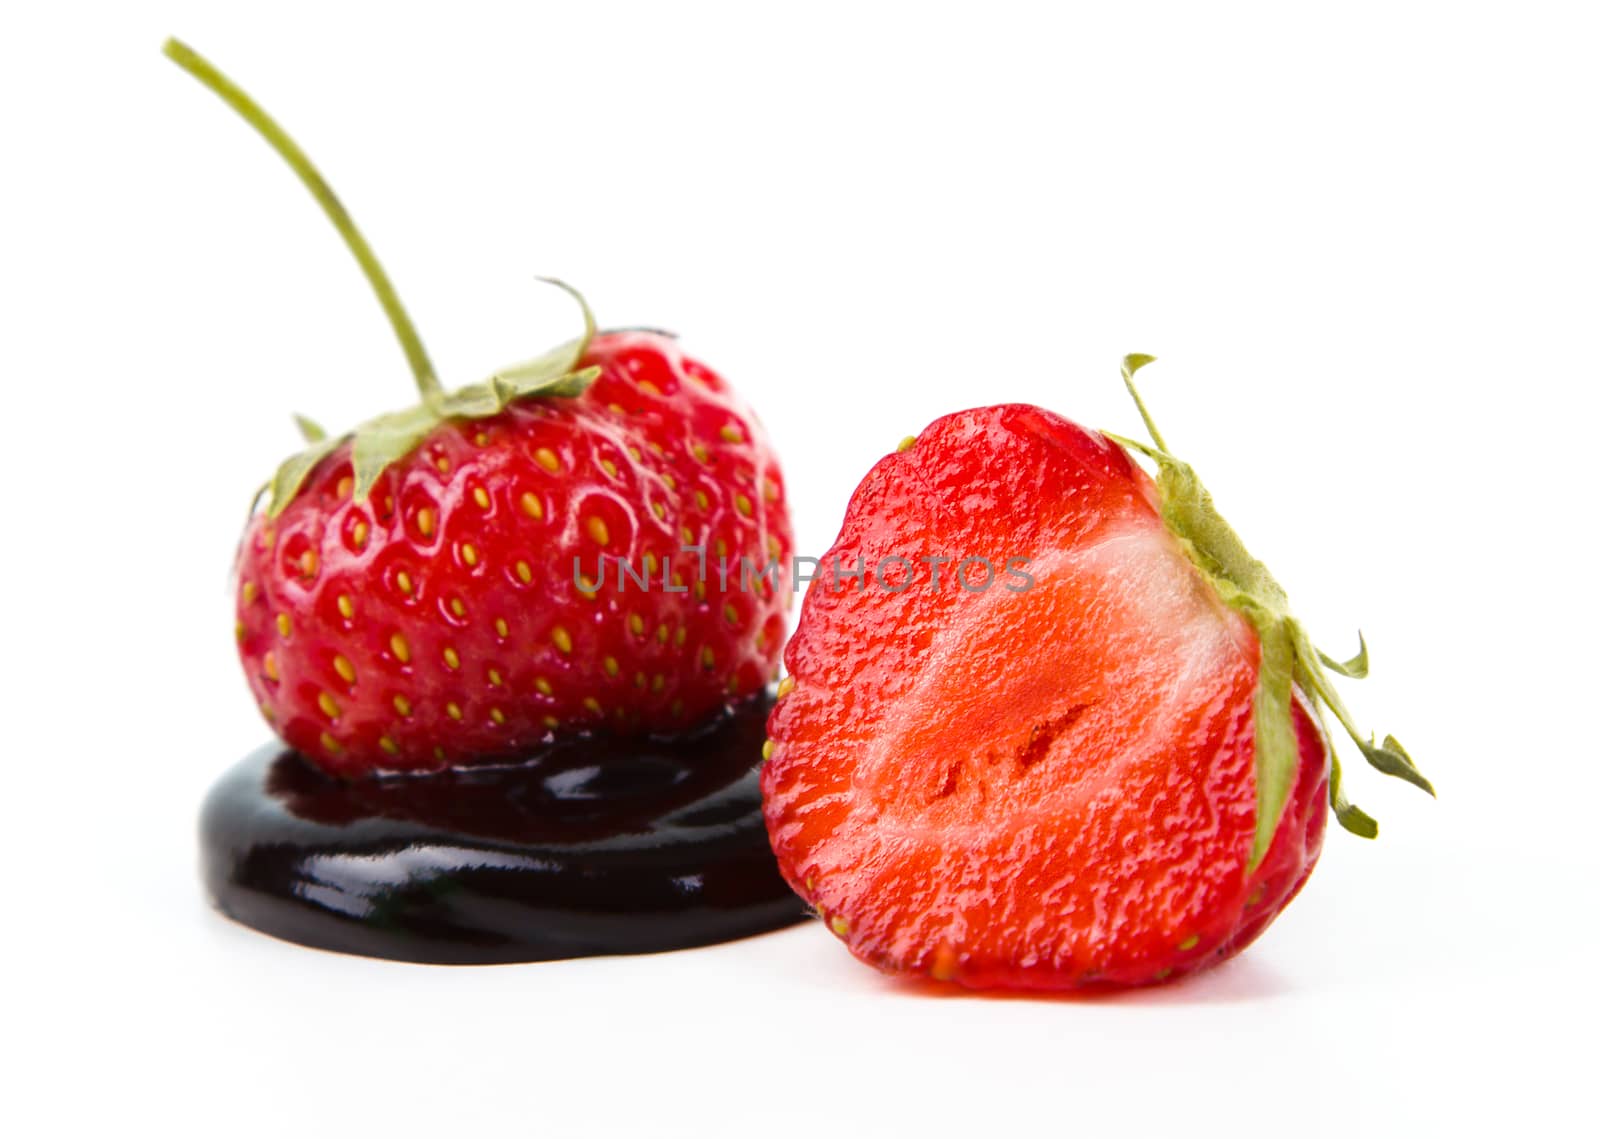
xmin=235 ymin=331 xmax=792 ymax=778
xmin=762 ymin=403 xmax=1330 ymax=989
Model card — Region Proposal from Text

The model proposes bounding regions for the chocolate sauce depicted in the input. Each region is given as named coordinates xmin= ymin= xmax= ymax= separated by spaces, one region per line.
xmin=200 ymin=693 xmax=808 ymax=963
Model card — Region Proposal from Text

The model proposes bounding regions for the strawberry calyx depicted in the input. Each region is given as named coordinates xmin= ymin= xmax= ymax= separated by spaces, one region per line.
xmin=164 ymin=38 xmax=602 ymax=518
xmin=1106 ymin=355 xmax=1433 ymax=868
xmin=263 ymin=280 xmax=599 ymax=515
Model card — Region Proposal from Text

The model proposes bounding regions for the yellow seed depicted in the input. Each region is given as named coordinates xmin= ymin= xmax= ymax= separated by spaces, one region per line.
xmin=276 ymin=613 xmax=291 ymax=638
xmin=234 ymin=620 xmax=245 ymax=643
xmin=583 ymin=696 xmax=603 ymax=714
xmin=734 ymin=494 xmax=753 ymax=517
xmin=643 ymin=551 xmax=659 ymax=576
xmin=670 ymin=699 xmax=684 ymax=716
xmin=509 ymin=559 xmax=529 ymax=585
xmin=723 ymin=604 xmax=739 ymax=625
xmin=656 ymin=624 xmax=670 ymax=645
xmin=552 ymin=626 xmax=573 ymax=654
xmin=693 ymin=580 xmax=707 ymax=601
xmin=661 ymin=473 xmax=676 ymax=491
xmin=460 ymin=543 xmax=479 ymax=567
xmin=494 ymin=618 xmax=509 ymax=638
xmin=634 ymin=672 xmax=647 ymax=690
xmin=651 ymin=501 xmax=666 ymax=520
xmin=638 ymin=380 xmax=662 ymax=396
xmin=762 ymin=740 xmax=775 ymax=761
xmin=726 ymin=675 xmax=741 ymax=695
xmin=443 ymin=647 xmax=460 ymax=669
xmin=674 ymin=626 xmax=687 ymax=647
xmin=543 ymin=715 xmax=560 ymax=730
xmin=434 ymin=746 xmax=447 ymax=762
xmin=719 ymin=425 xmax=743 ymax=444
xmin=629 ymin=446 xmax=644 ymax=461
xmin=337 ymin=594 xmax=354 ymax=619
xmin=694 ymin=491 xmax=710 ymax=511
xmin=488 ymin=668 xmax=503 ymax=687
xmin=390 ymin=633 xmax=411 ymax=663
xmin=474 ymin=431 xmax=489 ymax=447
xmin=393 ymin=694 xmax=412 ymax=716
xmin=1178 ymin=935 xmax=1200 ymax=951
xmin=714 ymin=538 xmax=728 ymax=558
xmin=242 ymin=581 xmax=259 ymax=605
xmin=700 ymin=647 xmax=715 ymax=670
xmin=333 ymin=655 xmax=355 ymax=683
xmin=609 ymin=402 xmax=626 ymax=415
xmin=691 ymin=443 xmax=710 ymax=463
xmin=766 ymin=535 xmax=781 ymax=558
xmin=396 ymin=571 xmax=414 ymax=596
xmin=680 ymin=526 xmax=695 ymax=543
xmin=259 ymin=703 xmax=274 ymax=722
xmin=777 ymin=675 xmax=795 ymax=698
xmin=628 ymin=613 xmax=645 ymax=636
xmin=450 ymin=597 xmax=466 ymax=617
xmin=651 ymin=674 xmax=665 ymax=693
xmin=379 ymin=736 xmax=399 ymax=756
xmin=490 ymin=706 xmax=506 ymax=725
xmin=755 ymin=629 xmax=768 ymax=650
xmin=535 ymin=447 xmax=561 ymax=472
xmin=320 ymin=732 xmax=342 ymax=754
xmin=600 ymin=458 xmax=618 ymax=478
xmin=446 ymin=702 xmax=463 ymax=721
xmin=603 ymin=656 xmax=619 ymax=678
xmin=829 ymin=916 xmax=850 ymax=937
xmin=473 ymin=486 xmax=490 ymax=509
xmin=317 ymin=691 xmax=341 ymax=719
xmin=352 ymin=520 xmax=368 ymax=548
xmin=417 ymin=508 xmax=435 ymax=538
xmin=263 ymin=652 xmax=279 ymax=682
xmin=336 ymin=475 xmax=353 ymax=498
xmin=896 ymin=435 xmax=917 ymax=453
xmin=520 ymin=492 xmax=544 ymax=520
xmin=535 ymin=677 xmax=554 ymax=697
xmin=435 ymin=454 xmax=450 ymax=473
xmin=587 ymin=517 xmax=610 ymax=545
xmin=763 ymin=479 xmax=780 ymax=502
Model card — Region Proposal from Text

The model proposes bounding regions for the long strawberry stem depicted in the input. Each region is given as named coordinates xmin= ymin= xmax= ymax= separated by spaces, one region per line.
xmin=163 ymin=38 xmax=442 ymax=405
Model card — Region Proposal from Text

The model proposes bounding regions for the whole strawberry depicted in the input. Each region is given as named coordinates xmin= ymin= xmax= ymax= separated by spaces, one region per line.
xmin=169 ymin=41 xmax=790 ymax=777
xmin=762 ymin=357 xmax=1431 ymax=990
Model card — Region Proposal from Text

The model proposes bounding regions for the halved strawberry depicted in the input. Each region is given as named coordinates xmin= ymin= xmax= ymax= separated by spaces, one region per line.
xmin=762 ymin=359 xmax=1430 ymax=990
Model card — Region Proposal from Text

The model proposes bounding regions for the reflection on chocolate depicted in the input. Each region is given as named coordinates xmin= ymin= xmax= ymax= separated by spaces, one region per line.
xmin=200 ymin=692 xmax=808 ymax=964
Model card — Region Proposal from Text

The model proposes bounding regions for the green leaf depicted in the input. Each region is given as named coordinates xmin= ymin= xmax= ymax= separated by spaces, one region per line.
xmin=1330 ymin=749 xmax=1379 ymax=838
xmin=508 ymin=364 xmax=602 ymax=400
xmin=1247 ymin=611 xmax=1300 ymax=870
xmin=350 ymin=405 xmax=439 ymax=503
xmin=1359 ymin=734 xmax=1435 ymax=796
xmin=266 ymin=435 xmax=341 ymax=517
xmin=488 ymin=278 xmax=598 ymax=394
xmin=1318 ymin=632 xmax=1369 ymax=679
xmin=434 ymin=381 xmax=507 ymax=418
xmin=293 ymin=413 xmax=328 ymax=443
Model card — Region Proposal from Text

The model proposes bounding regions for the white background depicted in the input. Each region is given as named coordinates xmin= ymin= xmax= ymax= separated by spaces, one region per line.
xmin=3 ymin=2 xmax=1596 ymax=1135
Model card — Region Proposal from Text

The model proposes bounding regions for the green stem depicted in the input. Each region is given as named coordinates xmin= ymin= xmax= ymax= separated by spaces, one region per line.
xmin=163 ymin=38 xmax=441 ymax=404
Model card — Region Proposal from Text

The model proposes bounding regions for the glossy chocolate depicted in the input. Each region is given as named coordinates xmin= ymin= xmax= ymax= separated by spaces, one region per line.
xmin=200 ymin=693 xmax=808 ymax=963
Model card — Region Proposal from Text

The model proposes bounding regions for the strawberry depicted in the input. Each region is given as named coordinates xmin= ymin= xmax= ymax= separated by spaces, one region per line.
xmin=169 ymin=40 xmax=790 ymax=777
xmin=761 ymin=357 xmax=1431 ymax=990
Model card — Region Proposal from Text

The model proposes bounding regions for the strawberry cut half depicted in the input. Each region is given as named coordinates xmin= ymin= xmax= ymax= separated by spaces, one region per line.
xmin=762 ymin=361 xmax=1430 ymax=990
